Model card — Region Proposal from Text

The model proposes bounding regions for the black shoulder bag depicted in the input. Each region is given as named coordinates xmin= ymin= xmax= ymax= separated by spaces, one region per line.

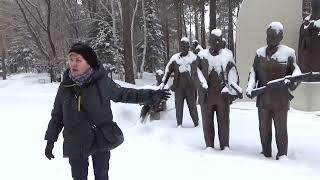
xmin=82 ymin=107 xmax=124 ymax=151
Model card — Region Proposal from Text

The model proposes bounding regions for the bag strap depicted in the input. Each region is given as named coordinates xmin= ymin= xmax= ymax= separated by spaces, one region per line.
xmin=80 ymin=104 xmax=98 ymax=130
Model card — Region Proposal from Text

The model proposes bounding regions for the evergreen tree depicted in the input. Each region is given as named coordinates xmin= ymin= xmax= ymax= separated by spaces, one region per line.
xmin=91 ymin=21 xmax=124 ymax=75
xmin=143 ymin=0 xmax=166 ymax=72
xmin=7 ymin=45 xmax=40 ymax=73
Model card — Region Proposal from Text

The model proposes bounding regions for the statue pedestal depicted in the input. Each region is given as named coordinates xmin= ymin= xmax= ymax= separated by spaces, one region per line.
xmin=291 ymin=82 xmax=320 ymax=111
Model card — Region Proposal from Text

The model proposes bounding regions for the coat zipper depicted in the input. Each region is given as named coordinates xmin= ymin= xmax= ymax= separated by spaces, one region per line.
xmin=63 ymin=84 xmax=82 ymax=112
xmin=78 ymin=95 xmax=82 ymax=112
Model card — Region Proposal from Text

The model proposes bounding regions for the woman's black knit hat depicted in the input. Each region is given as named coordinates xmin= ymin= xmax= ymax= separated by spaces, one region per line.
xmin=68 ymin=42 xmax=99 ymax=69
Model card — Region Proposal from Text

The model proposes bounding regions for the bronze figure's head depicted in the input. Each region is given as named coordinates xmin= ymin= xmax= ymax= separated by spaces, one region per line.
xmin=266 ymin=22 xmax=284 ymax=48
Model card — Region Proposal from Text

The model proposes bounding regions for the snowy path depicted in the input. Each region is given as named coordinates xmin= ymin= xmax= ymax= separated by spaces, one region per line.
xmin=0 ymin=73 xmax=319 ymax=180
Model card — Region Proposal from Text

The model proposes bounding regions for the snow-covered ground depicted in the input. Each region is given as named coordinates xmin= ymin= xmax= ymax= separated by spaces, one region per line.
xmin=0 ymin=73 xmax=320 ymax=180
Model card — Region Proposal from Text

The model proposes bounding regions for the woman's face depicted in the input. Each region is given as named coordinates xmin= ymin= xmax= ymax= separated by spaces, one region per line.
xmin=68 ymin=52 xmax=91 ymax=76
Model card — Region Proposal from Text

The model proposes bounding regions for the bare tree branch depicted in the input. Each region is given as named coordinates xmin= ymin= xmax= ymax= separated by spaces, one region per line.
xmin=81 ymin=7 xmax=112 ymax=22
xmin=98 ymin=0 xmax=113 ymax=17
xmin=14 ymin=0 xmax=50 ymax=60
xmin=25 ymin=0 xmax=46 ymax=26
xmin=19 ymin=0 xmax=46 ymax=31
xmin=24 ymin=0 xmax=37 ymax=8
xmin=60 ymin=0 xmax=80 ymax=38
xmin=44 ymin=0 xmax=57 ymax=58
xmin=117 ymin=0 xmax=122 ymax=22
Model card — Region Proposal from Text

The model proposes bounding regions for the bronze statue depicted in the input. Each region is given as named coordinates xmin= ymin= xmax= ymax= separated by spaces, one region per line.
xmin=160 ymin=37 xmax=199 ymax=127
xmin=193 ymin=29 xmax=241 ymax=150
xmin=222 ymin=38 xmax=227 ymax=49
xmin=298 ymin=0 xmax=320 ymax=73
xmin=140 ymin=70 xmax=167 ymax=122
xmin=246 ymin=22 xmax=302 ymax=160
xmin=155 ymin=70 xmax=164 ymax=86
xmin=191 ymin=40 xmax=203 ymax=54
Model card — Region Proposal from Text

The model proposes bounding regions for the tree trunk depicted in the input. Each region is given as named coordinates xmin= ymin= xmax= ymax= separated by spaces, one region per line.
xmin=193 ymin=1 xmax=199 ymax=41
xmin=117 ymin=0 xmax=123 ymax=23
xmin=228 ymin=0 xmax=234 ymax=54
xmin=24 ymin=58 xmax=28 ymax=73
xmin=165 ymin=18 xmax=170 ymax=66
xmin=88 ymin=0 xmax=99 ymax=38
xmin=111 ymin=0 xmax=117 ymax=42
xmin=140 ymin=0 xmax=147 ymax=78
xmin=110 ymin=0 xmax=124 ymax=80
xmin=209 ymin=0 xmax=216 ymax=32
xmin=161 ymin=0 xmax=170 ymax=66
xmin=200 ymin=0 xmax=206 ymax=48
xmin=182 ymin=4 xmax=187 ymax=37
xmin=175 ymin=0 xmax=183 ymax=49
xmin=188 ymin=3 xmax=192 ymax=42
xmin=189 ymin=5 xmax=192 ymax=41
xmin=131 ymin=0 xmax=139 ymax=79
xmin=45 ymin=0 xmax=57 ymax=82
xmin=0 ymin=34 xmax=7 ymax=80
xmin=120 ymin=0 xmax=135 ymax=84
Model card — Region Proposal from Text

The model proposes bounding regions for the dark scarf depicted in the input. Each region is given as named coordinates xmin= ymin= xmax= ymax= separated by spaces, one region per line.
xmin=68 ymin=68 xmax=94 ymax=86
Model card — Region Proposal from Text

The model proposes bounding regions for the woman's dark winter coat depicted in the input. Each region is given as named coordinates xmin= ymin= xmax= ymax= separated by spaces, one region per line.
xmin=45 ymin=67 xmax=154 ymax=158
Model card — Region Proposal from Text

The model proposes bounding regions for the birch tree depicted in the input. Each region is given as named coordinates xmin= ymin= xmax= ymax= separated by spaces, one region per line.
xmin=139 ymin=0 xmax=147 ymax=78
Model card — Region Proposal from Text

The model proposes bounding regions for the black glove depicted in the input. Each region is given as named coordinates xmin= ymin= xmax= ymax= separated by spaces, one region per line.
xmin=285 ymin=79 xmax=299 ymax=91
xmin=45 ymin=141 xmax=55 ymax=160
xmin=193 ymin=48 xmax=200 ymax=54
xmin=222 ymin=91 xmax=236 ymax=104
xmin=308 ymin=22 xmax=319 ymax=36
xmin=151 ymin=89 xmax=171 ymax=104
xmin=221 ymin=91 xmax=229 ymax=98
xmin=246 ymin=91 xmax=254 ymax=99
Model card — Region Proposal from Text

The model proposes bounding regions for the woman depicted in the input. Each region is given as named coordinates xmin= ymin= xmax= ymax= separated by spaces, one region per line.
xmin=44 ymin=42 xmax=170 ymax=180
